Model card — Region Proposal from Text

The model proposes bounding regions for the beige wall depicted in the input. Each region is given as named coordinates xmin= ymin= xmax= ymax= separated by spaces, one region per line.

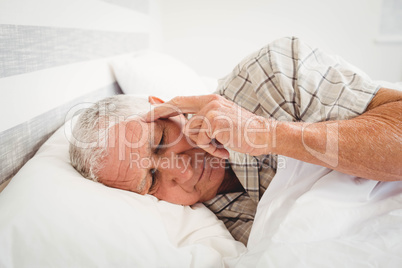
xmin=150 ymin=0 xmax=402 ymax=82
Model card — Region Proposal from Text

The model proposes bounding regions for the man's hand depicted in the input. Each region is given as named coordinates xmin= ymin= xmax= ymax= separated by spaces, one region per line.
xmin=145 ymin=94 xmax=274 ymax=158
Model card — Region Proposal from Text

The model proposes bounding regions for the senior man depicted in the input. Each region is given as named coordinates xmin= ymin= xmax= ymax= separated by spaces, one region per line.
xmin=70 ymin=37 xmax=402 ymax=245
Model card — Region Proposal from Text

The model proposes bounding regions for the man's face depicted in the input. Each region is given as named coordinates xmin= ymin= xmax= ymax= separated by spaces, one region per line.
xmin=98 ymin=114 xmax=226 ymax=205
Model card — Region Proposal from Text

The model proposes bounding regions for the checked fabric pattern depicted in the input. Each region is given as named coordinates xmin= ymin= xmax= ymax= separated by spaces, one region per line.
xmin=203 ymin=36 xmax=380 ymax=245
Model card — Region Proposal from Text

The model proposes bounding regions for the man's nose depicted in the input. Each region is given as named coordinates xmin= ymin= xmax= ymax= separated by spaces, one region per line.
xmin=158 ymin=153 xmax=194 ymax=184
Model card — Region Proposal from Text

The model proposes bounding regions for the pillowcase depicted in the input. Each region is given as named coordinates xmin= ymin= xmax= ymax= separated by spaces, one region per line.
xmin=0 ymin=118 xmax=246 ymax=267
xmin=110 ymin=51 xmax=212 ymax=101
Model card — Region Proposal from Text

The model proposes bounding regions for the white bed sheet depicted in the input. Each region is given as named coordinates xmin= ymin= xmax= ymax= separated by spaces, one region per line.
xmin=1 ymin=57 xmax=401 ymax=266
xmin=0 ymin=123 xmax=246 ymax=267
xmin=233 ymin=156 xmax=402 ymax=267
xmin=2 ymin=105 xmax=401 ymax=267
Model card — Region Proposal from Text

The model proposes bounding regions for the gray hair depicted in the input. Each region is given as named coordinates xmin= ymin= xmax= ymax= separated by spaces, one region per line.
xmin=69 ymin=95 xmax=151 ymax=182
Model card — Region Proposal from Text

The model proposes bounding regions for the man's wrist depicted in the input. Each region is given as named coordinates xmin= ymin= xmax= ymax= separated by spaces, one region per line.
xmin=250 ymin=116 xmax=276 ymax=156
xmin=269 ymin=120 xmax=301 ymax=157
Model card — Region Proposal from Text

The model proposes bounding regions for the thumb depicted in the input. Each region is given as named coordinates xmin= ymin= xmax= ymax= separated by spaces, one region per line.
xmin=185 ymin=131 xmax=229 ymax=159
xmin=201 ymin=143 xmax=230 ymax=159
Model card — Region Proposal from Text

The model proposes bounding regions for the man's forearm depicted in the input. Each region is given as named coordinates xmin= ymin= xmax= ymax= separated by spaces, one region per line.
xmin=271 ymin=101 xmax=402 ymax=181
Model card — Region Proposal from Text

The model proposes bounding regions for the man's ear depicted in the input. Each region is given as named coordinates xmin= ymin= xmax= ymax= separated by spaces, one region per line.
xmin=148 ymin=96 xmax=165 ymax=105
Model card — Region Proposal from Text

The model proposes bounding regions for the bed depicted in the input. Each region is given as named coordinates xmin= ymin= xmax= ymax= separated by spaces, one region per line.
xmin=1 ymin=1 xmax=402 ymax=267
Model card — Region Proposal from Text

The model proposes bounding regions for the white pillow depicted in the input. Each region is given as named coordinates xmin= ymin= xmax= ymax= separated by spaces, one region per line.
xmin=110 ymin=51 xmax=212 ymax=101
xmin=0 ymin=120 xmax=246 ymax=267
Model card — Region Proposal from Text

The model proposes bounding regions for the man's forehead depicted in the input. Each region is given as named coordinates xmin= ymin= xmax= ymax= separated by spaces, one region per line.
xmin=109 ymin=119 xmax=160 ymax=149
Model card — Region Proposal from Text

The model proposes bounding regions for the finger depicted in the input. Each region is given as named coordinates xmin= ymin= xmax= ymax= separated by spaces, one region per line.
xmin=193 ymin=111 xmax=215 ymax=149
xmin=183 ymin=114 xmax=207 ymax=136
xmin=145 ymin=102 xmax=183 ymax=122
xmin=184 ymin=104 xmax=233 ymax=153
xmin=184 ymin=126 xmax=229 ymax=159
xmin=144 ymin=95 xmax=220 ymax=122
xmin=185 ymin=136 xmax=229 ymax=159
xmin=148 ymin=96 xmax=165 ymax=105
xmin=200 ymin=143 xmax=229 ymax=159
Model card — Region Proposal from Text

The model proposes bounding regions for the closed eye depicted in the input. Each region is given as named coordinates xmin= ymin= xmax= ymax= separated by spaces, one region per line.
xmin=154 ymin=127 xmax=165 ymax=154
xmin=149 ymin=168 xmax=158 ymax=193
xmin=149 ymin=125 xmax=165 ymax=193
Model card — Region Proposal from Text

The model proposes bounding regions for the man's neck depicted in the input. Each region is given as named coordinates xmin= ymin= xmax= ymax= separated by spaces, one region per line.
xmin=217 ymin=161 xmax=245 ymax=194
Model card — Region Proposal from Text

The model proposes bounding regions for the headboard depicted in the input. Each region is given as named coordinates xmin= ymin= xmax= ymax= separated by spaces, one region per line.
xmin=0 ymin=0 xmax=150 ymax=186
